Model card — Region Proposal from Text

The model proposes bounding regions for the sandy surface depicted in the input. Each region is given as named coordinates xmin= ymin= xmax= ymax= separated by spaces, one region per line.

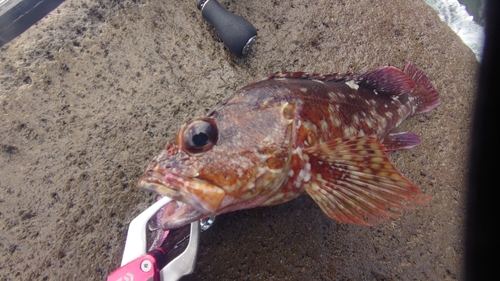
xmin=0 ymin=0 xmax=477 ymax=280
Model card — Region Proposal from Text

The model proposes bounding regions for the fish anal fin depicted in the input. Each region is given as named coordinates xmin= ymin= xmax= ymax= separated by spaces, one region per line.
xmin=303 ymin=136 xmax=429 ymax=226
xmin=383 ymin=132 xmax=421 ymax=152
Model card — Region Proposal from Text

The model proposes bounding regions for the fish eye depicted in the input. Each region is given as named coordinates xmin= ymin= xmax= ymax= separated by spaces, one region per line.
xmin=182 ymin=118 xmax=218 ymax=153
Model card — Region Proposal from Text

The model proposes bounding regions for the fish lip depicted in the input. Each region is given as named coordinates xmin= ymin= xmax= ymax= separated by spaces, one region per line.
xmin=137 ymin=169 xmax=216 ymax=229
xmin=156 ymin=199 xmax=204 ymax=230
xmin=137 ymin=170 xmax=180 ymax=198
xmin=137 ymin=169 xmax=219 ymax=204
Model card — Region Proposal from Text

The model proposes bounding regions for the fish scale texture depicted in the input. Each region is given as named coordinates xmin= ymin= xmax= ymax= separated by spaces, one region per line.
xmin=0 ymin=0 xmax=476 ymax=280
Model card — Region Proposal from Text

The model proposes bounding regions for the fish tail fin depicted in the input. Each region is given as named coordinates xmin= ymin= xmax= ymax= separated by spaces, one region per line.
xmin=404 ymin=61 xmax=441 ymax=114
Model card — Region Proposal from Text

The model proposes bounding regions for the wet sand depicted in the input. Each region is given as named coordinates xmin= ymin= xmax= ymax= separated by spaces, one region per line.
xmin=0 ymin=0 xmax=477 ymax=280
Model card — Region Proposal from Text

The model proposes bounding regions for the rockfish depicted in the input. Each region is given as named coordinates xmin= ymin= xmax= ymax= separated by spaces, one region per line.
xmin=137 ymin=61 xmax=441 ymax=229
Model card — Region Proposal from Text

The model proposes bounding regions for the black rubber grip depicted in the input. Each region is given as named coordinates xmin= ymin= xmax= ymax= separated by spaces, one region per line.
xmin=0 ymin=0 xmax=66 ymax=47
xmin=199 ymin=0 xmax=257 ymax=56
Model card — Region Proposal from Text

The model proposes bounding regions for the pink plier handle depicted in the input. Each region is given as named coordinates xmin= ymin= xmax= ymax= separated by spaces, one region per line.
xmin=107 ymin=197 xmax=200 ymax=281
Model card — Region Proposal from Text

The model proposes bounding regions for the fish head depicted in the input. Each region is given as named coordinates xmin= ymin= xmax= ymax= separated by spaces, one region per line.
xmin=137 ymin=117 xmax=223 ymax=229
xmin=137 ymin=96 xmax=296 ymax=229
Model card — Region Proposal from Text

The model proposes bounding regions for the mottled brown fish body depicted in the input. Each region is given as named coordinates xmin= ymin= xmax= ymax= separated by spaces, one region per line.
xmin=234 ymin=74 xmax=411 ymax=146
xmin=138 ymin=62 xmax=440 ymax=229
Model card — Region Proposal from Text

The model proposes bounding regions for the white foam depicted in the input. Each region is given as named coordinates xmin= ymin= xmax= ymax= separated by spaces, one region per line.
xmin=425 ymin=0 xmax=484 ymax=61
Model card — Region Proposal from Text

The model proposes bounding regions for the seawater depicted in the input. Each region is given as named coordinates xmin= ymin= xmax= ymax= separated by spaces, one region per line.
xmin=458 ymin=0 xmax=485 ymax=24
xmin=425 ymin=0 xmax=484 ymax=61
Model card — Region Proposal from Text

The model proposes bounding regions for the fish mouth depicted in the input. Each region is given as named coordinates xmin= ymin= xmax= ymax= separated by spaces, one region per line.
xmin=137 ymin=170 xmax=225 ymax=229
xmin=154 ymin=199 xmax=204 ymax=230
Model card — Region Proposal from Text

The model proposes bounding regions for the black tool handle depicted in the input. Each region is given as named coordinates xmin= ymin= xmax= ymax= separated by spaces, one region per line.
xmin=197 ymin=0 xmax=257 ymax=56
xmin=0 ymin=0 xmax=66 ymax=47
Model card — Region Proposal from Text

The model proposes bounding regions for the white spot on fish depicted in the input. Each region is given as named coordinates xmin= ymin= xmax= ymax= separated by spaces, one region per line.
xmin=303 ymin=121 xmax=318 ymax=133
xmin=300 ymin=87 xmax=308 ymax=93
xmin=288 ymin=170 xmax=294 ymax=177
xmin=332 ymin=117 xmax=341 ymax=127
xmin=293 ymin=147 xmax=305 ymax=162
xmin=303 ymin=171 xmax=311 ymax=182
xmin=345 ymin=80 xmax=359 ymax=90
xmin=385 ymin=112 xmax=393 ymax=118
xmin=303 ymin=153 xmax=310 ymax=162
xmin=343 ymin=126 xmax=352 ymax=136
xmin=353 ymin=115 xmax=360 ymax=125
xmin=365 ymin=119 xmax=373 ymax=128
xmin=379 ymin=117 xmax=387 ymax=127
xmin=295 ymin=174 xmax=303 ymax=188
xmin=307 ymin=135 xmax=313 ymax=146
xmin=320 ymin=119 xmax=329 ymax=133
xmin=297 ymin=167 xmax=311 ymax=184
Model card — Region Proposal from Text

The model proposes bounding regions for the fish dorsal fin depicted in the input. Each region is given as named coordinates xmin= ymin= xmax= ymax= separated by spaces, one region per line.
xmin=258 ymin=68 xmax=414 ymax=98
xmin=302 ymin=136 xmax=429 ymax=226
xmin=260 ymin=71 xmax=356 ymax=83
xmin=356 ymin=66 xmax=416 ymax=97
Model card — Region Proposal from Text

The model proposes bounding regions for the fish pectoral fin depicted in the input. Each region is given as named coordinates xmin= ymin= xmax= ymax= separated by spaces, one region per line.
xmin=302 ymin=136 xmax=430 ymax=226
xmin=382 ymin=131 xmax=421 ymax=152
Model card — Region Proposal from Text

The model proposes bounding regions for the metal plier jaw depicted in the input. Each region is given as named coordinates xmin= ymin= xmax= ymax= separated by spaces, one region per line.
xmin=107 ymin=197 xmax=200 ymax=281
